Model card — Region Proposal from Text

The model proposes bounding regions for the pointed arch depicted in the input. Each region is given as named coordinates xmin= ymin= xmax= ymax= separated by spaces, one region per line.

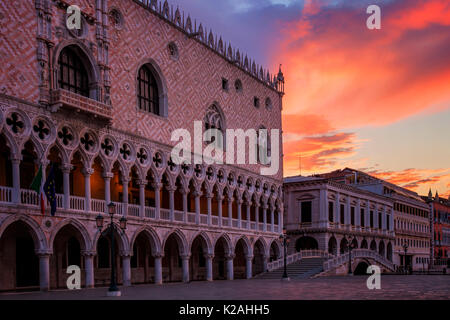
xmin=129 ymin=226 xmax=162 ymax=256
xmin=48 ymin=218 xmax=91 ymax=252
xmin=234 ymin=236 xmax=252 ymax=256
xmin=162 ymin=229 xmax=188 ymax=256
xmin=92 ymin=223 xmax=130 ymax=254
xmin=189 ymin=231 xmax=213 ymax=255
xmin=0 ymin=214 xmax=48 ymax=252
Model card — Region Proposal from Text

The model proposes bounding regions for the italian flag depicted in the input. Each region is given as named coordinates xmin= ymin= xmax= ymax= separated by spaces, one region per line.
xmin=30 ymin=165 xmax=45 ymax=215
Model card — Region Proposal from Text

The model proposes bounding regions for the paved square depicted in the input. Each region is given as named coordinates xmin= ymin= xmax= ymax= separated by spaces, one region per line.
xmin=0 ymin=275 xmax=448 ymax=300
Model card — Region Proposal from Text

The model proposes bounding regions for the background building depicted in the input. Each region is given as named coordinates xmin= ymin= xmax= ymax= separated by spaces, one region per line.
xmin=0 ymin=0 xmax=284 ymax=291
xmin=283 ymin=175 xmax=395 ymax=274
xmin=316 ymin=168 xmax=432 ymax=272
xmin=423 ymin=191 xmax=450 ymax=270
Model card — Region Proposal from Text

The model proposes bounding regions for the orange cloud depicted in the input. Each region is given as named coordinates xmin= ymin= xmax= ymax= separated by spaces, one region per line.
xmin=367 ymin=168 xmax=450 ymax=196
xmin=274 ymin=0 xmax=450 ymax=129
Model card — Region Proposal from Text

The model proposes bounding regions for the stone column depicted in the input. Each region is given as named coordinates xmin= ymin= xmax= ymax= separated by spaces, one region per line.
xmin=61 ymin=164 xmax=72 ymax=210
xmin=382 ymin=205 xmax=387 ymax=231
xmin=255 ymin=203 xmax=260 ymax=230
xmin=154 ymin=254 xmax=163 ymax=284
xmin=138 ymin=179 xmax=147 ymax=218
xmin=245 ymin=255 xmax=253 ymax=279
xmin=226 ymin=254 xmax=234 ymax=280
xmin=11 ymin=157 xmax=21 ymax=204
xmin=217 ymin=195 xmax=223 ymax=227
xmin=181 ymin=255 xmax=190 ymax=282
xmin=168 ymin=187 xmax=175 ymax=222
xmin=206 ymin=193 xmax=212 ymax=226
xmin=334 ymin=192 xmax=340 ymax=224
xmin=227 ymin=195 xmax=233 ymax=227
xmin=182 ymin=188 xmax=188 ymax=223
xmin=38 ymin=252 xmax=51 ymax=291
xmin=262 ymin=204 xmax=268 ymax=232
xmin=83 ymin=252 xmax=95 ymax=288
xmin=246 ymin=201 xmax=251 ymax=230
xmin=356 ymin=198 xmax=361 ymax=229
xmin=82 ymin=168 xmax=94 ymax=212
xmin=122 ymin=175 xmax=129 ymax=217
xmin=194 ymin=191 xmax=201 ymax=225
xmin=237 ymin=197 xmax=242 ymax=229
xmin=278 ymin=207 xmax=283 ymax=231
xmin=121 ymin=254 xmax=131 ymax=286
xmin=205 ymin=254 xmax=213 ymax=281
xmin=389 ymin=210 xmax=394 ymax=232
xmin=319 ymin=188 xmax=328 ymax=228
xmin=103 ymin=172 xmax=113 ymax=213
xmin=270 ymin=206 xmax=275 ymax=232
xmin=346 ymin=195 xmax=351 ymax=226
xmin=154 ymin=182 xmax=162 ymax=220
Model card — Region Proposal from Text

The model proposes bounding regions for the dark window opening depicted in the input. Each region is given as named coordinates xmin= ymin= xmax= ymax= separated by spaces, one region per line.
xmin=58 ymin=47 xmax=89 ymax=97
xmin=138 ymin=65 xmax=160 ymax=115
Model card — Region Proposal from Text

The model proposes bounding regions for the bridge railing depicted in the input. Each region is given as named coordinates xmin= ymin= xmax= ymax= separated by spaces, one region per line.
xmin=267 ymin=250 xmax=334 ymax=272
xmin=323 ymin=249 xmax=394 ymax=272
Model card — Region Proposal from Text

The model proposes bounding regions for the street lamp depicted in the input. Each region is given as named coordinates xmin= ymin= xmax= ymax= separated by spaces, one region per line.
xmin=279 ymin=228 xmax=290 ymax=281
xmin=402 ymin=242 xmax=409 ymax=275
xmin=346 ymin=235 xmax=355 ymax=275
xmin=96 ymin=202 xmax=127 ymax=297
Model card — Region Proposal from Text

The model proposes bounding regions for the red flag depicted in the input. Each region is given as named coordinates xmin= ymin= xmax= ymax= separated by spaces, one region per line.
xmin=40 ymin=192 xmax=45 ymax=215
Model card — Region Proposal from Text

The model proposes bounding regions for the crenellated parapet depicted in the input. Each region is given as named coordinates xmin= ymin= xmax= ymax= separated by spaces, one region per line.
xmin=133 ymin=0 xmax=285 ymax=94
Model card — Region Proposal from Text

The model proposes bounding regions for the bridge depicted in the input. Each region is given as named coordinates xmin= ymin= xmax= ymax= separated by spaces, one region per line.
xmin=259 ymin=249 xmax=395 ymax=279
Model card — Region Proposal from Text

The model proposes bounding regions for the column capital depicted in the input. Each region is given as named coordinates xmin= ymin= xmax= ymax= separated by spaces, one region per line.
xmin=204 ymin=253 xmax=214 ymax=259
xmin=193 ymin=190 xmax=202 ymax=197
xmin=153 ymin=182 xmax=163 ymax=190
xmin=61 ymin=164 xmax=74 ymax=173
xmin=120 ymin=250 xmax=132 ymax=257
xmin=103 ymin=171 xmax=114 ymax=179
xmin=180 ymin=254 xmax=191 ymax=260
xmin=225 ymin=254 xmax=235 ymax=260
xmin=152 ymin=253 xmax=164 ymax=259
xmin=81 ymin=250 xmax=96 ymax=257
xmin=137 ymin=179 xmax=148 ymax=186
xmin=245 ymin=255 xmax=254 ymax=260
xmin=217 ymin=194 xmax=224 ymax=201
xmin=82 ymin=167 xmax=94 ymax=176
xmin=35 ymin=250 xmax=52 ymax=257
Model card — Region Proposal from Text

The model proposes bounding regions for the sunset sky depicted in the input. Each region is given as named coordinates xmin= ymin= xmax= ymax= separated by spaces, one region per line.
xmin=174 ymin=0 xmax=450 ymax=198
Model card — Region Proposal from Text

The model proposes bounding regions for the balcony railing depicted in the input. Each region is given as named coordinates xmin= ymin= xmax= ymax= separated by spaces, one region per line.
xmin=50 ymin=88 xmax=113 ymax=122
xmin=1 ymin=186 xmax=279 ymax=233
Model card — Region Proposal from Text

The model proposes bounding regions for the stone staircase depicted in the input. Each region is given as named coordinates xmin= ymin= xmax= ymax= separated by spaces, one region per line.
xmin=257 ymin=257 xmax=326 ymax=279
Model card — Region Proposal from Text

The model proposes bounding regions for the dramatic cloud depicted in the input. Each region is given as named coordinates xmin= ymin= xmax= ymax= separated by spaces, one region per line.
xmin=367 ymin=168 xmax=450 ymax=195
xmin=277 ymin=0 xmax=450 ymax=128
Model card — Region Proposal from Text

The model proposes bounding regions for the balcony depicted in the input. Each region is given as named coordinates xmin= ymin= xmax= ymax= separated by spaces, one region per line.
xmin=0 ymin=186 xmax=280 ymax=234
xmin=49 ymin=89 xmax=113 ymax=122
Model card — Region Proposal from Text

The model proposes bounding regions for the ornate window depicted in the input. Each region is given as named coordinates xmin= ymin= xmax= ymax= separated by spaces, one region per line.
xmin=204 ymin=104 xmax=225 ymax=149
xmin=137 ymin=65 xmax=160 ymax=115
xmin=58 ymin=47 xmax=89 ymax=97
xmin=256 ymin=126 xmax=271 ymax=164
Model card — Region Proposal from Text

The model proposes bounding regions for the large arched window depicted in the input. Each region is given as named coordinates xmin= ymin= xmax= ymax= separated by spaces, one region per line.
xmin=137 ymin=65 xmax=160 ymax=115
xmin=58 ymin=47 xmax=89 ymax=97
xmin=204 ymin=104 xmax=225 ymax=149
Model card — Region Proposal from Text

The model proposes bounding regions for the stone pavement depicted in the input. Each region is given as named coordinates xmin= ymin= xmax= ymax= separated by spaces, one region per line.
xmin=0 ymin=275 xmax=448 ymax=300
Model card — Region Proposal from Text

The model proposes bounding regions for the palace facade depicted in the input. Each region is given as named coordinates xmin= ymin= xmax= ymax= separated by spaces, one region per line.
xmin=316 ymin=168 xmax=432 ymax=272
xmin=0 ymin=0 xmax=284 ymax=291
xmin=283 ymin=176 xmax=395 ymax=270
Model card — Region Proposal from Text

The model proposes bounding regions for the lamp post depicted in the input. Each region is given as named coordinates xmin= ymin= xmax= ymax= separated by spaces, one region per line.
xmin=279 ymin=228 xmax=290 ymax=281
xmin=96 ymin=202 xmax=127 ymax=297
xmin=347 ymin=235 xmax=354 ymax=275
xmin=402 ymin=242 xmax=409 ymax=275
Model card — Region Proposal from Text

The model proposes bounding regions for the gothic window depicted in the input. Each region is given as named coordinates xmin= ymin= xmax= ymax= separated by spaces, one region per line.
xmin=257 ymin=126 xmax=271 ymax=164
xmin=137 ymin=65 xmax=160 ymax=115
xmin=58 ymin=47 xmax=89 ymax=97
xmin=204 ymin=104 xmax=225 ymax=149
xmin=235 ymin=79 xmax=243 ymax=92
